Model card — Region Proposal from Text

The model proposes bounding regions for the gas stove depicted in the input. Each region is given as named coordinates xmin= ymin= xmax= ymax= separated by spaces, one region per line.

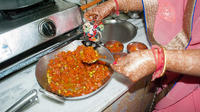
xmin=0 ymin=0 xmax=83 ymax=79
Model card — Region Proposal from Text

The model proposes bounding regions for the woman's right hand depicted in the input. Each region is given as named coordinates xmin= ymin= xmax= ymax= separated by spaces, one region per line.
xmin=111 ymin=50 xmax=156 ymax=82
xmin=84 ymin=0 xmax=115 ymax=24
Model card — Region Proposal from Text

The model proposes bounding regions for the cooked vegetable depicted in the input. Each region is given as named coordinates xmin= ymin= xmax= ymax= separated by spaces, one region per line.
xmin=104 ymin=40 xmax=124 ymax=53
xmin=127 ymin=42 xmax=148 ymax=53
xmin=47 ymin=45 xmax=111 ymax=97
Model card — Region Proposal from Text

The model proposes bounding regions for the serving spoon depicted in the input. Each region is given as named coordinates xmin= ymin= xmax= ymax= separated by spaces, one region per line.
xmin=81 ymin=41 xmax=115 ymax=64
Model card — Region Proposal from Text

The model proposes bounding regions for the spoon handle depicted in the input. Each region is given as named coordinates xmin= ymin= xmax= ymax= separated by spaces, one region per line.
xmin=99 ymin=58 xmax=114 ymax=64
xmin=5 ymin=89 xmax=38 ymax=112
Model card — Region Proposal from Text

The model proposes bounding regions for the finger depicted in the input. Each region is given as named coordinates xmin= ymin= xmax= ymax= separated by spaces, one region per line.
xmin=94 ymin=15 xmax=103 ymax=25
xmin=84 ymin=12 xmax=93 ymax=21
xmin=84 ymin=11 xmax=98 ymax=21
xmin=110 ymin=58 xmax=125 ymax=72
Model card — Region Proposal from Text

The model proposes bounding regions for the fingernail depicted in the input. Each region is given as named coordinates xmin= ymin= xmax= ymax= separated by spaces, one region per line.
xmin=113 ymin=61 xmax=117 ymax=65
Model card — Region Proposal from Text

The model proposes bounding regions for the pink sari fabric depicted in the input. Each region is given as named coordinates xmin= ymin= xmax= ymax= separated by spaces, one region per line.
xmin=152 ymin=0 xmax=200 ymax=111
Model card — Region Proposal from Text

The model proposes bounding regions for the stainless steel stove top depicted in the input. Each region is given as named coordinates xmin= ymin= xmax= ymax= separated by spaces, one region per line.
xmin=0 ymin=0 xmax=83 ymax=79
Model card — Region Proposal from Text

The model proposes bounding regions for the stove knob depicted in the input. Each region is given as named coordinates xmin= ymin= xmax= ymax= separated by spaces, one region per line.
xmin=39 ymin=19 xmax=56 ymax=37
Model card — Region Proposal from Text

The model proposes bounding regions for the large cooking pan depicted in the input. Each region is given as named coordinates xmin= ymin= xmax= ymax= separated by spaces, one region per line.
xmin=35 ymin=40 xmax=114 ymax=100
xmin=0 ymin=0 xmax=44 ymax=10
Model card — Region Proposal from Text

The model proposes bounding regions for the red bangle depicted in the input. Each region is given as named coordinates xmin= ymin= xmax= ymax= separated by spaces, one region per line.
xmin=114 ymin=0 xmax=120 ymax=16
xmin=151 ymin=45 xmax=166 ymax=81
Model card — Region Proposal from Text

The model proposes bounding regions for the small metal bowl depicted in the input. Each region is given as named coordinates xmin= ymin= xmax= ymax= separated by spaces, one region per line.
xmin=35 ymin=40 xmax=114 ymax=100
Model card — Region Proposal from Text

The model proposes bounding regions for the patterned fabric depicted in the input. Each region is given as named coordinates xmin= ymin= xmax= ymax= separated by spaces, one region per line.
xmin=142 ymin=0 xmax=200 ymax=111
xmin=83 ymin=21 xmax=104 ymax=42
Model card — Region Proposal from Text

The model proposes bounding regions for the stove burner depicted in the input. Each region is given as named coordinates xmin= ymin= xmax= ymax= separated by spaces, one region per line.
xmin=0 ymin=0 xmax=55 ymax=19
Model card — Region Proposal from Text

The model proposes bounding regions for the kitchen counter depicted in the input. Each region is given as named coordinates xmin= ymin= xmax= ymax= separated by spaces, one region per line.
xmin=0 ymin=18 xmax=150 ymax=112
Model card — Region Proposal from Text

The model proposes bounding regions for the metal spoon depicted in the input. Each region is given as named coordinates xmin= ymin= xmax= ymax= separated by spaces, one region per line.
xmin=97 ymin=58 xmax=115 ymax=64
xmin=82 ymin=41 xmax=115 ymax=64
xmin=83 ymin=57 xmax=114 ymax=64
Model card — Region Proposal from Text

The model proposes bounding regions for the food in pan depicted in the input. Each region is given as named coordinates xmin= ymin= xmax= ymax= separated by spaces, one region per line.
xmin=104 ymin=40 xmax=124 ymax=53
xmin=46 ymin=45 xmax=111 ymax=97
xmin=80 ymin=45 xmax=100 ymax=63
xmin=127 ymin=42 xmax=148 ymax=53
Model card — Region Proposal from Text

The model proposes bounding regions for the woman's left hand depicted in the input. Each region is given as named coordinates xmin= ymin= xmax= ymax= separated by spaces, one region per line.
xmin=111 ymin=50 xmax=156 ymax=82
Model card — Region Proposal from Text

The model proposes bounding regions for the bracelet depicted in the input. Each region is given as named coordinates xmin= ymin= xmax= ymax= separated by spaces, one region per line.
xmin=83 ymin=21 xmax=104 ymax=42
xmin=114 ymin=0 xmax=120 ymax=16
xmin=151 ymin=45 xmax=166 ymax=81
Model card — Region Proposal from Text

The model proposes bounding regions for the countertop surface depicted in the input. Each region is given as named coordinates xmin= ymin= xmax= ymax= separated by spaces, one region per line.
xmin=0 ymin=18 xmax=150 ymax=112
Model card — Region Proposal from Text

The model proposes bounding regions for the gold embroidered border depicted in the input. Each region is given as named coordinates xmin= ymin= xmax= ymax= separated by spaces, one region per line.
xmin=183 ymin=0 xmax=196 ymax=40
xmin=143 ymin=0 xmax=196 ymax=49
xmin=143 ymin=0 xmax=159 ymax=45
xmin=164 ymin=30 xmax=189 ymax=50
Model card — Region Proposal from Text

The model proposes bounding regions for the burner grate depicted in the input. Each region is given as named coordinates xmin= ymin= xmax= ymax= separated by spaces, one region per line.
xmin=0 ymin=0 xmax=55 ymax=19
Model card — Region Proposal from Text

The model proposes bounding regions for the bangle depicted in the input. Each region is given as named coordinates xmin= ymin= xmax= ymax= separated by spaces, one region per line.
xmin=114 ymin=0 xmax=120 ymax=16
xmin=83 ymin=21 xmax=104 ymax=42
xmin=151 ymin=45 xmax=166 ymax=81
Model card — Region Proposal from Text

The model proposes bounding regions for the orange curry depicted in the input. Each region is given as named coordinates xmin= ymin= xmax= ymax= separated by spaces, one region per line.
xmin=47 ymin=45 xmax=111 ymax=97
xmin=104 ymin=40 xmax=124 ymax=53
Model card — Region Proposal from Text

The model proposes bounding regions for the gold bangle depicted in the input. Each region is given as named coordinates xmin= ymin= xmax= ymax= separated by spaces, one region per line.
xmin=151 ymin=45 xmax=166 ymax=81
xmin=159 ymin=47 xmax=167 ymax=77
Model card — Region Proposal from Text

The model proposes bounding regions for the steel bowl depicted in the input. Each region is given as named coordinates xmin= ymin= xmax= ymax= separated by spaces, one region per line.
xmin=101 ymin=19 xmax=137 ymax=43
xmin=35 ymin=40 xmax=114 ymax=100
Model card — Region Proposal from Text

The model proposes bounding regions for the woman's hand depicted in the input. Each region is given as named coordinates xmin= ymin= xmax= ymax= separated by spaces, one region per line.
xmin=111 ymin=50 xmax=156 ymax=82
xmin=84 ymin=0 xmax=115 ymax=24
xmin=84 ymin=0 xmax=143 ymax=24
